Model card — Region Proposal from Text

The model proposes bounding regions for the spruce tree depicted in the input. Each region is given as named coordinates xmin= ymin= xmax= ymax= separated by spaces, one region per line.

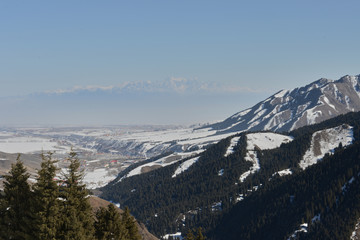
xmin=95 ymin=207 xmax=109 ymax=240
xmin=33 ymin=152 xmax=60 ymax=240
xmin=2 ymin=155 xmax=35 ymax=239
xmin=58 ymin=150 xmax=95 ymax=240
xmin=122 ymin=207 xmax=142 ymax=240
xmin=95 ymin=204 xmax=128 ymax=240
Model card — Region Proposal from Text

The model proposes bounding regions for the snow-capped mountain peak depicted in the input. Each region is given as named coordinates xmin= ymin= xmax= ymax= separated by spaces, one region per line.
xmin=207 ymin=74 xmax=360 ymax=133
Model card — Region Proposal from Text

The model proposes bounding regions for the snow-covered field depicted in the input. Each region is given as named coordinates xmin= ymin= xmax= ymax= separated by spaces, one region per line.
xmin=0 ymin=129 xmax=96 ymax=154
xmin=240 ymin=132 xmax=293 ymax=182
xmin=0 ymin=136 xmax=60 ymax=154
xmin=299 ymin=125 xmax=354 ymax=169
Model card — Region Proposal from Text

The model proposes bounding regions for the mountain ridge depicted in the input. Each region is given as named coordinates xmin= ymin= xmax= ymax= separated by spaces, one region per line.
xmin=208 ymin=74 xmax=360 ymax=133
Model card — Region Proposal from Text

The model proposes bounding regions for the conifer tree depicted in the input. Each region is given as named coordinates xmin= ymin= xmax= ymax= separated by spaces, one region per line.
xmin=95 ymin=207 xmax=109 ymax=240
xmin=58 ymin=150 xmax=95 ymax=240
xmin=33 ymin=152 xmax=60 ymax=240
xmin=122 ymin=206 xmax=142 ymax=240
xmin=95 ymin=203 xmax=128 ymax=240
xmin=2 ymin=155 xmax=35 ymax=239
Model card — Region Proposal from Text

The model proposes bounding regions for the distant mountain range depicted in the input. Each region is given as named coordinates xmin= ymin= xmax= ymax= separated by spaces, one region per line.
xmin=0 ymin=78 xmax=264 ymax=126
xmin=208 ymin=74 xmax=360 ymax=133
xmin=43 ymin=77 xmax=223 ymax=95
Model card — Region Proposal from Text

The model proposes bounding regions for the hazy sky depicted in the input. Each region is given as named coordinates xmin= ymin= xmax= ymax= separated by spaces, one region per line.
xmin=0 ymin=1 xmax=359 ymax=125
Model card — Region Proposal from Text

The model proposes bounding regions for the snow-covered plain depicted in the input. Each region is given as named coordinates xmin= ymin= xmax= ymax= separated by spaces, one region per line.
xmin=240 ymin=132 xmax=293 ymax=182
xmin=299 ymin=125 xmax=354 ymax=170
xmin=0 ymin=136 xmax=60 ymax=154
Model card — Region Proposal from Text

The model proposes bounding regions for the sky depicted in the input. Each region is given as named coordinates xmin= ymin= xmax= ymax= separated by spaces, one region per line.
xmin=0 ymin=1 xmax=359 ymax=125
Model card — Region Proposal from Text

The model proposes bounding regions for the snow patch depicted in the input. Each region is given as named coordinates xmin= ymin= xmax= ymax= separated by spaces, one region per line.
xmin=351 ymin=219 xmax=360 ymax=240
xmin=224 ymin=136 xmax=241 ymax=157
xmin=240 ymin=133 xmax=293 ymax=182
xmin=342 ymin=176 xmax=356 ymax=193
xmin=162 ymin=232 xmax=183 ymax=240
xmin=211 ymin=201 xmax=222 ymax=212
xmin=287 ymin=223 xmax=308 ymax=240
xmin=272 ymin=168 xmax=292 ymax=177
xmin=312 ymin=213 xmax=321 ymax=223
xmin=246 ymin=132 xmax=293 ymax=150
xmin=172 ymin=157 xmax=200 ymax=178
xmin=235 ymin=194 xmax=244 ymax=203
xmin=299 ymin=125 xmax=354 ymax=170
xmin=124 ymin=151 xmax=202 ymax=180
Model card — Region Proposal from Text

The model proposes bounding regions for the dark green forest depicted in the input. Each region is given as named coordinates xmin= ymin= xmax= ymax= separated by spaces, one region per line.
xmin=101 ymin=111 xmax=360 ymax=239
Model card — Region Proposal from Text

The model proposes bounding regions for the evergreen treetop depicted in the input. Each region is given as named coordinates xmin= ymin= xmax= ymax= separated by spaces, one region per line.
xmin=33 ymin=152 xmax=60 ymax=240
xmin=58 ymin=150 xmax=95 ymax=240
xmin=2 ymin=154 xmax=36 ymax=239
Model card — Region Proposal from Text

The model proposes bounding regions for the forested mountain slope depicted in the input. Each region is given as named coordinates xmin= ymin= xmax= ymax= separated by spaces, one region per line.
xmin=210 ymin=139 xmax=360 ymax=240
xmin=101 ymin=111 xmax=360 ymax=239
